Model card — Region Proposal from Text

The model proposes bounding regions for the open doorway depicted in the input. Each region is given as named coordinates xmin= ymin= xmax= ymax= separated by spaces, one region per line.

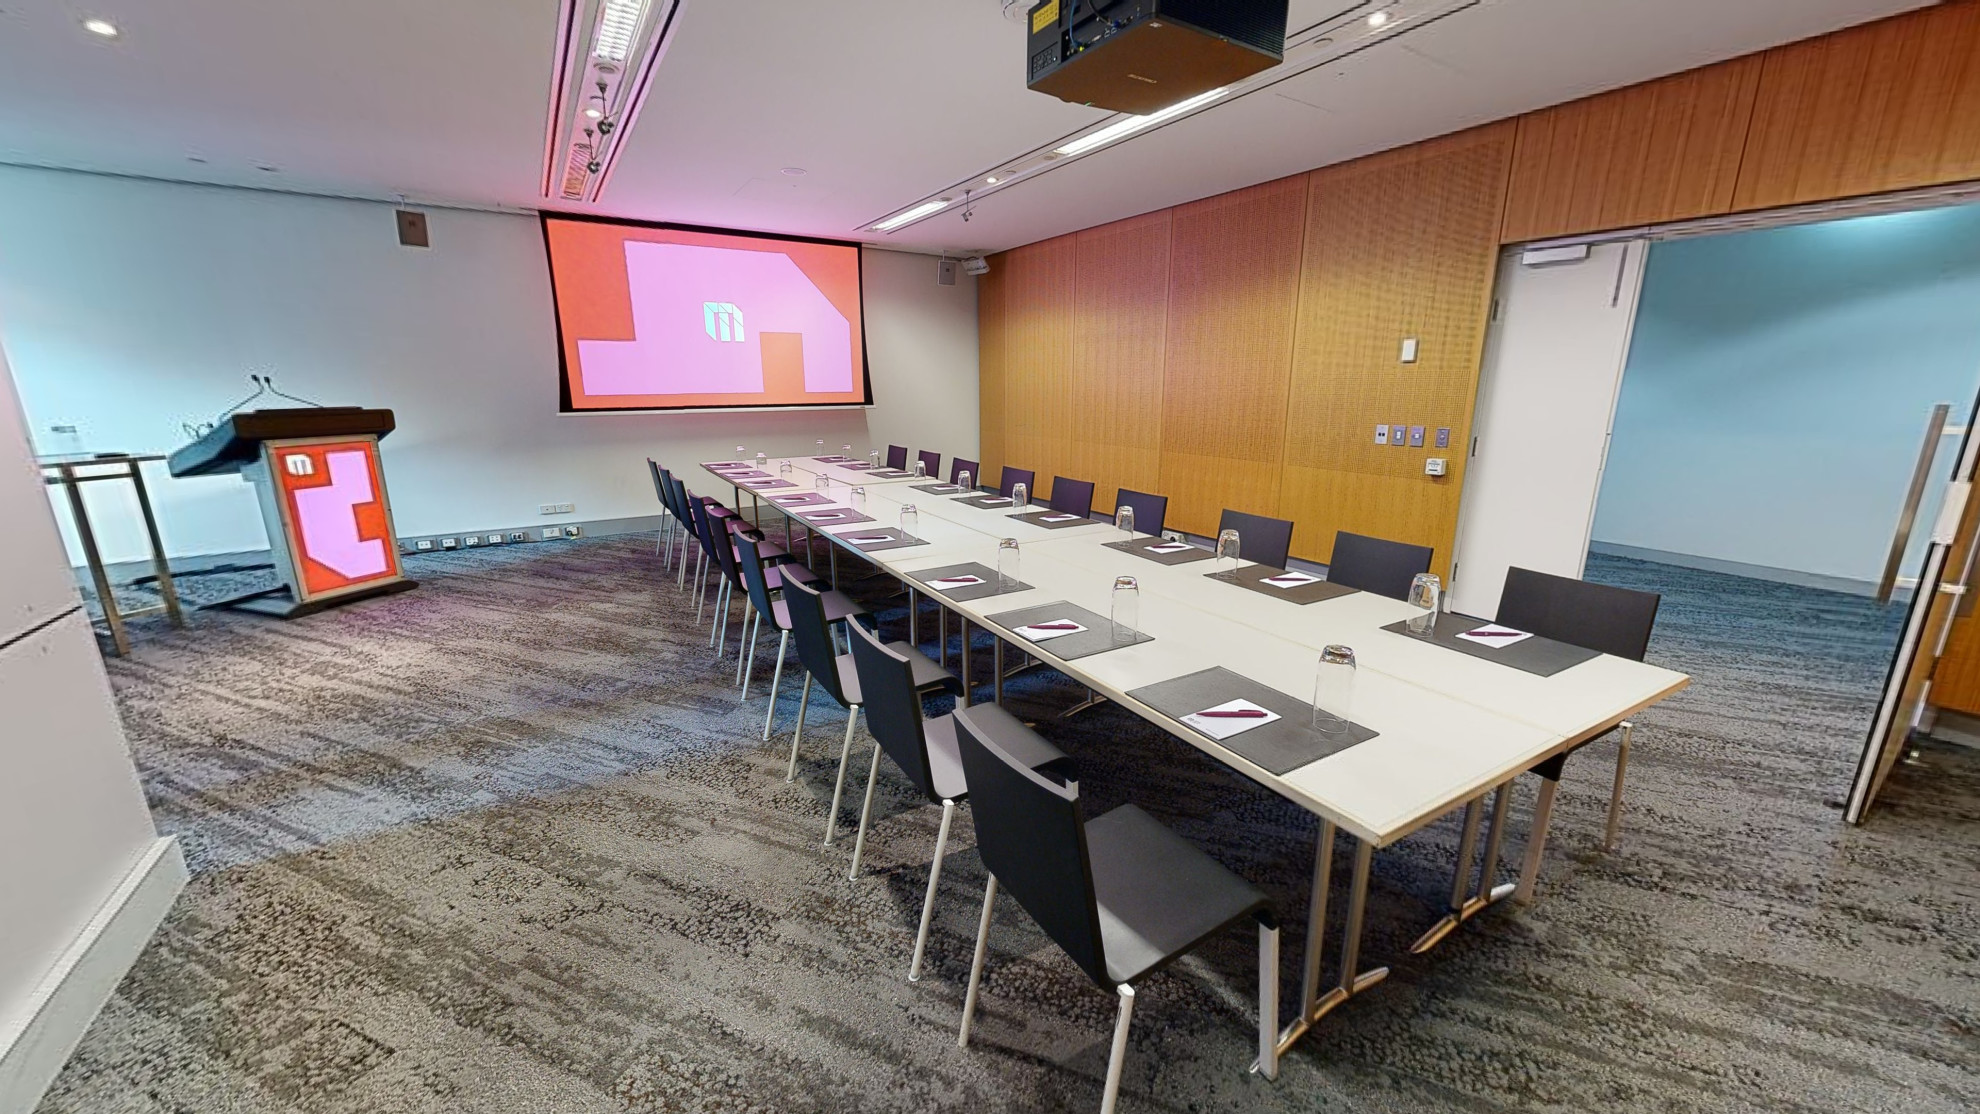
xmin=1455 ymin=195 xmax=1980 ymax=826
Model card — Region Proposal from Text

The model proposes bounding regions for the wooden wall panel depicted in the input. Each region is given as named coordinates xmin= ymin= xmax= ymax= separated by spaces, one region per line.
xmin=1067 ymin=212 xmax=1170 ymax=513
xmin=976 ymin=263 xmax=1007 ymax=486
xmin=998 ymin=238 xmax=1076 ymax=496
xmin=1157 ymin=176 xmax=1309 ymax=536
xmin=1502 ymin=58 xmax=1762 ymax=243
xmin=1284 ymin=125 xmax=1515 ymax=572
xmin=1737 ymin=0 xmax=1980 ymax=210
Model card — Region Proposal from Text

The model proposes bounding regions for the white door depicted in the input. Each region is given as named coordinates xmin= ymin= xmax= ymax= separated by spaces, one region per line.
xmin=1450 ymin=241 xmax=1649 ymax=618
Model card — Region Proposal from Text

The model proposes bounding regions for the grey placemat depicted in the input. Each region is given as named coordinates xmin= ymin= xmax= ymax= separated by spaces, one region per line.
xmin=840 ymin=462 xmax=877 ymax=471
xmin=721 ymin=469 xmax=771 ymax=480
xmin=1379 ymin=615 xmax=1601 ymax=677
xmin=957 ymin=494 xmax=1020 ymax=510
xmin=981 ymin=601 xmax=1152 ymax=661
xmin=832 ymin=527 xmax=931 ymax=553
xmin=1104 ymin=538 xmax=1216 ymax=565
xmin=764 ymin=491 xmax=835 ymax=508
xmin=1008 ymin=510 xmax=1098 ymax=530
xmin=1206 ymin=566 xmax=1359 ymax=605
xmin=704 ymin=461 xmax=748 ymax=469
xmin=1127 ymin=666 xmax=1378 ymax=775
xmin=910 ymin=482 xmax=971 ymax=496
xmin=904 ymin=563 xmax=1034 ymax=603
xmin=736 ymin=477 xmax=797 ymax=490
xmin=871 ymin=469 xmax=913 ymax=479
xmin=813 ymin=455 xmax=855 ymax=463
xmin=793 ymin=507 xmax=873 ymax=527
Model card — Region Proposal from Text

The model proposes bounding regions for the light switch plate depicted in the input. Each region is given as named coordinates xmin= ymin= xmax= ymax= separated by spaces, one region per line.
xmin=1435 ymin=427 xmax=1451 ymax=449
xmin=1374 ymin=425 xmax=1389 ymax=445
xmin=1390 ymin=424 xmax=1408 ymax=446
xmin=1409 ymin=425 xmax=1425 ymax=447
xmin=1400 ymin=338 xmax=1419 ymax=363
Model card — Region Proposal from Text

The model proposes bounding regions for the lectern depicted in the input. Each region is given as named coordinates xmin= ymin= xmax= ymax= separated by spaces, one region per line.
xmin=169 ymin=407 xmax=417 ymax=617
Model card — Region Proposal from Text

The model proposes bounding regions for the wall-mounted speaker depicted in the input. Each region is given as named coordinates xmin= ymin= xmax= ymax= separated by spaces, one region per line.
xmin=937 ymin=258 xmax=959 ymax=286
xmin=395 ymin=209 xmax=430 ymax=248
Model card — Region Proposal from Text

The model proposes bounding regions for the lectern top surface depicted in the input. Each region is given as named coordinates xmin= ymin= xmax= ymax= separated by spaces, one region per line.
xmin=168 ymin=407 xmax=396 ymax=477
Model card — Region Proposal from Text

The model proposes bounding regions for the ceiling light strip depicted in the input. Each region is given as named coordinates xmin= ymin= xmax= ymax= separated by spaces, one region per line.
xmin=538 ymin=0 xmax=585 ymax=199
xmin=593 ymin=0 xmax=648 ymax=62
xmin=587 ymin=0 xmax=690 ymax=202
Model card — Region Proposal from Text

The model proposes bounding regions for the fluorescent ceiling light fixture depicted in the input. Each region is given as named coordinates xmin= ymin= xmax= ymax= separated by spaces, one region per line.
xmin=82 ymin=17 xmax=119 ymax=37
xmin=1054 ymin=87 xmax=1229 ymax=157
xmin=594 ymin=0 xmax=647 ymax=62
xmin=873 ymin=199 xmax=950 ymax=232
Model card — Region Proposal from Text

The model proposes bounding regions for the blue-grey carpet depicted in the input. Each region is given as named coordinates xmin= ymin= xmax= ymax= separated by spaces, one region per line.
xmin=34 ymin=539 xmax=1979 ymax=1113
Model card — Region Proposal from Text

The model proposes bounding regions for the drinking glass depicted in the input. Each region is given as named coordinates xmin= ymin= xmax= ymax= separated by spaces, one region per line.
xmin=1216 ymin=529 xmax=1242 ymax=577
xmin=1312 ymin=645 xmax=1357 ymax=738
xmin=899 ymin=504 xmax=919 ymax=541
xmin=734 ymin=445 xmax=746 ymax=462
xmin=913 ymin=460 xmax=927 ymax=478
xmin=868 ymin=449 xmax=881 ymax=469
xmin=842 ymin=444 xmax=854 ymax=459
xmin=1406 ymin=573 xmax=1442 ymax=636
xmin=754 ymin=451 xmax=767 ymax=469
xmin=958 ymin=470 xmax=973 ymax=493
xmin=1111 ymin=575 xmax=1140 ymax=643
xmin=852 ymin=485 xmax=867 ymax=508
xmin=815 ymin=439 xmax=826 ymax=455
xmin=814 ymin=473 xmax=830 ymax=491
xmin=1115 ymin=504 xmax=1135 ymax=539
xmin=997 ymin=538 xmax=1020 ymax=588
xmin=1012 ymin=482 xmax=1029 ymax=509
xmin=779 ymin=459 xmax=793 ymax=475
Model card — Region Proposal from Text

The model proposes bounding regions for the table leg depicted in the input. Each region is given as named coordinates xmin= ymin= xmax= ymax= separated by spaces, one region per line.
xmin=1254 ymin=824 xmax=1388 ymax=1071
xmin=1409 ymin=782 xmax=1519 ymax=954
xmin=1516 ymin=776 xmax=1561 ymax=905
xmin=60 ymin=465 xmax=129 ymax=656
xmin=960 ymin=616 xmax=972 ymax=707
xmin=127 ymin=462 xmax=183 ymax=627
xmin=829 ymin=542 xmax=839 ymax=588
xmin=993 ymin=639 xmax=1005 ymax=705
xmin=938 ymin=608 xmax=948 ymax=669
xmin=907 ymin=586 xmax=919 ymax=647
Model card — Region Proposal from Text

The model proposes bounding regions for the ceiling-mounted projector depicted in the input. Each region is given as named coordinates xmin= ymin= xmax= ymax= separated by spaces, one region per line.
xmin=1026 ymin=0 xmax=1288 ymax=115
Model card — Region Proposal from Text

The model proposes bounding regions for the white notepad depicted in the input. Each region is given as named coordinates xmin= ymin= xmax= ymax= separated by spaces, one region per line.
xmin=1181 ymin=700 xmax=1281 ymax=740
xmin=1260 ymin=571 xmax=1322 ymax=589
xmin=1145 ymin=542 xmax=1194 ymax=554
xmin=1040 ymin=513 xmax=1082 ymax=523
xmin=1457 ymin=624 xmax=1533 ymax=648
xmin=1015 ymin=619 xmax=1086 ymax=642
xmin=927 ymin=574 xmax=986 ymax=589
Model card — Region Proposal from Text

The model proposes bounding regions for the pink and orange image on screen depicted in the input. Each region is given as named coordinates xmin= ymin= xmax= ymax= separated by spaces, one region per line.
xmin=272 ymin=440 xmax=401 ymax=601
xmin=544 ymin=218 xmax=869 ymax=411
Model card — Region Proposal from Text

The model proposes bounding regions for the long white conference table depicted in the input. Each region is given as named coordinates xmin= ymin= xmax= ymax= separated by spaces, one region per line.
xmin=694 ymin=454 xmax=1688 ymax=1072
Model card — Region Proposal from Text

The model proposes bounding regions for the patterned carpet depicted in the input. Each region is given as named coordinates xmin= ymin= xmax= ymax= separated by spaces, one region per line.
xmin=35 ymin=537 xmax=1980 ymax=1114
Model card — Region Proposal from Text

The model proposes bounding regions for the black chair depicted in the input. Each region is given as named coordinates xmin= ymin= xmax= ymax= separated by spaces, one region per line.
xmin=1498 ymin=566 xmax=1660 ymax=871
xmin=1326 ymin=531 xmax=1433 ymax=600
xmin=950 ymin=457 xmax=980 ymax=489
xmin=646 ymin=459 xmax=677 ymax=564
xmin=1217 ymin=509 xmax=1295 ymax=571
xmin=735 ymin=536 xmax=857 ymax=728
xmin=780 ymin=577 xmax=962 ymax=846
xmin=1112 ymin=488 xmax=1168 ymax=538
xmin=886 ymin=444 xmax=910 ymax=471
xmin=702 ymin=507 xmax=793 ymax=659
xmin=666 ymin=473 xmax=701 ymax=590
xmin=916 ymin=449 xmax=942 ymax=478
xmin=997 ymin=467 xmax=1036 ymax=499
xmin=952 ymin=707 xmax=1281 ymax=1105
xmin=1048 ymin=476 xmax=1095 ymax=517
xmin=845 ymin=625 xmax=1068 ymax=980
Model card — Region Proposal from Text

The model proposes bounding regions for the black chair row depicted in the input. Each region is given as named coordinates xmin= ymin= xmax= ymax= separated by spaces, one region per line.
xmin=886 ymin=444 xmax=951 ymax=479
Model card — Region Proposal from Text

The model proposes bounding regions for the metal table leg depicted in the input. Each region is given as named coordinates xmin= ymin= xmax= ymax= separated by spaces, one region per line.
xmin=59 ymin=464 xmax=131 ymax=656
xmin=1409 ymin=783 xmax=1517 ymax=954
xmin=127 ymin=462 xmax=184 ymax=627
xmin=1516 ymin=775 xmax=1561 ymax=905
xmin=907 ymin=586 xmax=919 ymax=647
xmin=1254 ymin=824 xmax=1389 ymax=1071
xmin=960 ymin=616 xmax=972 ymax=707
xmin=939 ymin=607 xmax=949 ymax=668
xmin=993 ymin=639 xmax=1005 ymax=705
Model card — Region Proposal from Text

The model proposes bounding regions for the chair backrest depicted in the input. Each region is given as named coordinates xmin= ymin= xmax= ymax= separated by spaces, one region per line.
xmin=734 ymin=534 xmax=778 ymax=620
xmin=950 ymin=458 xmax=980 ymax=487
xmin=886 ymin=444 xmax=910 ymax=471
xmin=847 ymin=621 xmax=940 ymax=801
xmin=687 ymin=492 xmax=722 ymax=561
xmin=1217 ymin=509 xmax=1295 ymax=571
xmin=709 ymin=513 xmax=747 ymax=588
xmin=998 ymin=467 xmax=1036 ymax=498
xmin=1497 ymin=567 xmax=1660 ymax=662
xmin=917 ymin=449 xmax=941 ymax=477
xmin=646 ymin=459 xmax=669 ymax=507
xmin=1113 ymin=489 xmax=1168 ymax=537
xmin=953 ymin=708 xmax=1108 ymax=988
xmin=1048 ymin=477 xmax=1095 ymax=517
xmin=781 ymin=576 xmax=852 ymax=706
xmin=1327 ymin=531 xmax=1433 ymax=601
xmin=656 ymin=465 xmax=680 ymax=520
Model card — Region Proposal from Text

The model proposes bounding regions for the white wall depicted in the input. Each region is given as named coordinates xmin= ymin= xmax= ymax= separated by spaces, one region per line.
xmin=0 ymin=165 xmax=979 ymax=563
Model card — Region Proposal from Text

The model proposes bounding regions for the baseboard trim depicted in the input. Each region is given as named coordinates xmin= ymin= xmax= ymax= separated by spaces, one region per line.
xmin=0 ymin=836 xmax=187 ymax=1112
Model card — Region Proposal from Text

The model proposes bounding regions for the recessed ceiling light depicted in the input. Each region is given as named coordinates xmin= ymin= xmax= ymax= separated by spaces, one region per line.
xmin=781 ymin=167 xmax=806 ymax=176
xmin=986 ymin=176 xmax=999 ymax=184
xmin=82 ymin=17 xmax=119 ymax=38
xmin=1367 ymin=10 xmax=1391 ymax=28
xmin=873 ymin=199 xmax=950 ymax=232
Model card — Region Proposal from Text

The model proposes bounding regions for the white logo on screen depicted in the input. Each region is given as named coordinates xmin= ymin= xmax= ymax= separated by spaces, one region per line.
xmin=284 ymin=454 xmax=315 ymax=476
xmin=703 ymin=302 xmax=745 ymax=343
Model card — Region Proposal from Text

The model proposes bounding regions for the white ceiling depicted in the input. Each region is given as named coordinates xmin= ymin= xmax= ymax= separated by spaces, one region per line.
xmin=0 ymin=0 xmax=1933 ymax=256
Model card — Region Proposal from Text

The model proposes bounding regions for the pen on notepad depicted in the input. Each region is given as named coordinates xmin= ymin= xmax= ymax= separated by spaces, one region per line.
xmin=1197 ymin=709 xmax=1268 ymax=719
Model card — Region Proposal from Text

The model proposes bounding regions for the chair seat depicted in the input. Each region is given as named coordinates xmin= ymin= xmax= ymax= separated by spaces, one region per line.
xmin=770 ymin=587 xmax=864 ymax=630
xmin=835 ymin=641 xmax=963 ymax=705
xmin=1088 ymin=804 xmax=1271 ymax=986
xmin=923 ymin=703 xmax=1068 ymax=802
xmin=763 ymin=563 xmax=816 ymax=592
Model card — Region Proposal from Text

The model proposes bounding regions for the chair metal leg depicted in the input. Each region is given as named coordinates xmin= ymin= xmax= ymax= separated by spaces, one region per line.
xmin=1257 ymin=917 xmax=1280 ymax=1081
xmin=1604 ymin=722 xmax=1633 ymax=852
xmin=958 ymin=874 xmax=998 ymax=1048
xmin=1516 ymin=775 xmax=1562 ymax=905
xmin=1100 ymin=985 xmax=1136 ymax=1114
xmin=824 ymin=706 xmax=861 ymax=845
xmin=848 ymin=740 xmax=883 ymax=879
xmin=739 ymin=612 xmax=761 ymax=694
xmin=908 ymin=799 xmax=956 ymax=981
xmin=763 ymin=631 xmax=789 ymax=740
xmin=694 ymin=558 xmax=711 ymax=625
xmin=786 ymin=674 xmax=812 ymax=779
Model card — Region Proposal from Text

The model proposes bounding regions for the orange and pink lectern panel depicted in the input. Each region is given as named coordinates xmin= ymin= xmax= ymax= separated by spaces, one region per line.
xmin=543 ymin=217 xmax=870 ymax=413
xmin=168 ymin=408 xmax=415 ymax=618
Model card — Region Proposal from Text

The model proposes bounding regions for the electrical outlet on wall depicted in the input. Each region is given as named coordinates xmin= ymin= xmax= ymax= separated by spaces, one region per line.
xmin=440 ymin=538 xmax=458 ymax=550
xmin=540 ymin=502 xmax=575 ymax=515
xmin=415 ymin=539 xmax=434 ymax=551
xmin=541 ymin=527 xmax=562 ymax=540
xmin=462 ymin=535 xmax=480 ymax=547
xmin=564 ymin=525 xmax=583 ymax=538
xmin=1374 ymin=425 xmax=1389 ymax=446
xmin=509 ymin=532 xmax=527 ymax=543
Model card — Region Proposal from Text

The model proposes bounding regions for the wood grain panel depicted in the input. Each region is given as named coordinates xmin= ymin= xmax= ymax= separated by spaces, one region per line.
xmin=1157 ymin=175 xmax=1309 ymax=536
xmin=1068 ymin=211 xmax=1170 ymax=512
xmin=976 ymin=261 xmax=1007 ymax=485
xmin=1736 ymin=0 xmax=1980 ymax=210
xmin=1502 ymin=58 xmax=1762 ymax=243
xmin=1285 ymin=125 xmax=1515 ymax=571
xmin=999 ymin=238 xmax=1076 ymax=496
